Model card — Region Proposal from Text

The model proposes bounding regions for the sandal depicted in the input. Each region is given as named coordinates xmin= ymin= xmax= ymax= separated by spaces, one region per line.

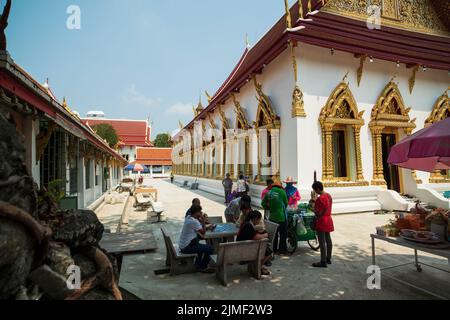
xmin=261 ymin=267 xmax=271 ymax=276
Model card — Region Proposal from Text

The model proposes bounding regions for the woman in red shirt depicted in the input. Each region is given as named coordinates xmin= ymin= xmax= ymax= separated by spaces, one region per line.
xmin=311 ymin=181 xmax=334 ymax=268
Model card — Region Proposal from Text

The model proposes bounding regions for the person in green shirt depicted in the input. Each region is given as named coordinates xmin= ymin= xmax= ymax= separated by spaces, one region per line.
xmin=262 ymin=180 xmax=288 ymax=254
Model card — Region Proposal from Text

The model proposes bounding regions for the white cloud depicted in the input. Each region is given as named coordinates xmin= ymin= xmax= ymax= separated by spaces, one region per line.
xmin=166 ymin=102 xmax=194 ymax=115
xmin=122 ymin=84 xmax=161 ymax=108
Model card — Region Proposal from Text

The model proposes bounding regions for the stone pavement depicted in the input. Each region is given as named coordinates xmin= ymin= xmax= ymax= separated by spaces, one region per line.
xmin=107 ymin=178 xmax=450 ymax=300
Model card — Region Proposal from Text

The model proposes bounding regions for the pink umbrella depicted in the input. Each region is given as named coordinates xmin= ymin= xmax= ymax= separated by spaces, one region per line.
xmin=388 ymin=117 xmax=450 ymax=172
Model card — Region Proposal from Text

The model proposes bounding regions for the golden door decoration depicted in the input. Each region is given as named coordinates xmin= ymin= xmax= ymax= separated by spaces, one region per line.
xmin=425 ymin=90 xmax=450 ymax=183
xmin=253 ymin=77 xmax=281 ymax=183
xmin=369 ymin=80 xmax=417 ymax=186
xmin=319 ymin=80 xmax=368 ymax=187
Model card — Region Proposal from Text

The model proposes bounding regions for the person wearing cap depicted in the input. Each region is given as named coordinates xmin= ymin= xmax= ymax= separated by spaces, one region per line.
xmin=284 ymin=177 xmax=301 ymax=209
xmin=262 ymin=179 xmax=288 ymax=254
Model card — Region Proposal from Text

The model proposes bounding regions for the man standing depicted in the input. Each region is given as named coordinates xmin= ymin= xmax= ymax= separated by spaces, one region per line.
xmin=262 ymin=180 xmax=288 ymax=254
xmin=222 ymin=173 xmax=233 ymax=204
xmin=179 ymin=205 xmax=215 ymax=273
xmin=311 ymin=181 xmax=334 ymax=268
xmin=261 ymin=179 xmax=274 ymax=220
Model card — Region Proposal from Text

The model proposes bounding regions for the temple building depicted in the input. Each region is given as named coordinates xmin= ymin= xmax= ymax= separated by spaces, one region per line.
xmin=172 ymin=0 xmax=450 ymax=212
xmin=81 ymin=115 xmax=153 ymax=163
xmin=134 ymin=147 xmax=173 ymax=178
xmin=0 ymin=52 xmax=127 ymax=210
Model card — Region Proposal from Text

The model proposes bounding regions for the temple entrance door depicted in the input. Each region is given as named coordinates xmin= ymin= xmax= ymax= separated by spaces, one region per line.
xmin=381 ymin=133 xmax=400 ymax=193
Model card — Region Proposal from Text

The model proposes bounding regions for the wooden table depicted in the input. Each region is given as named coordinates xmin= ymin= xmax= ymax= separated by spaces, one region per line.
xmin=204 ymin=224 xmax=239 ymax=253
xmin=100 ymin=231 xmax=158 ymax=278
xmin=371 ymin=234 xmax=450 ymax=300
xmin=134 ymin=187 xmax=158 ymax=201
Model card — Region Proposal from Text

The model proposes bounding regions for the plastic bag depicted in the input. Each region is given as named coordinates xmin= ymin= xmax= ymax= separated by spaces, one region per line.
xmin=296 ymin=215 xmax=308 ymax=235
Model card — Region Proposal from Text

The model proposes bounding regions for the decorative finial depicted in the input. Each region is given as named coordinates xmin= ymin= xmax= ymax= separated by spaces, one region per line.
xmin=342 ymin=71 xmax=349 ymax=83
xmin=245 ymin=33 xmax=251 ymax=48
xmin=390 ymin=73 xmax=398 ymax=83
xmin=178 ymin=120 xmax=184 ymax=129
xmin=205 ymin=90 xmax=212 ymax=104
xmin=0 ymin=0 xmax=12 ymax=51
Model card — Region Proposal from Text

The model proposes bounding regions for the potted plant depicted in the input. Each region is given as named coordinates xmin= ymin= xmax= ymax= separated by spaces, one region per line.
xmin=426 ymin=208 xmax=449 ymax=241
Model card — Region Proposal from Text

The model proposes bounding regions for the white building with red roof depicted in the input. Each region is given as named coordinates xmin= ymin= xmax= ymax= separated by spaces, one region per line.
xmin=134 ymin=147 xmax=173 ymax=178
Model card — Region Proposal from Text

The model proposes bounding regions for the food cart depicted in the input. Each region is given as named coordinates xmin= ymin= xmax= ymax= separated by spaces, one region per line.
xmin=286 ymin=203 xmax=320 ymax=254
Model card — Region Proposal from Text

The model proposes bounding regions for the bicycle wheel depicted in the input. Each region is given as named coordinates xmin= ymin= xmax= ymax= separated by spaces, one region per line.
xmin=308 ymin=234 xmax=320 ymax=251
xmin=286 ymin=229 xmax=298 ymax=254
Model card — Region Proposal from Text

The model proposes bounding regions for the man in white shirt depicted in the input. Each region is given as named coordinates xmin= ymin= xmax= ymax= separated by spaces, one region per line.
xmin=179 ymin=205 xmax=215 ymax=273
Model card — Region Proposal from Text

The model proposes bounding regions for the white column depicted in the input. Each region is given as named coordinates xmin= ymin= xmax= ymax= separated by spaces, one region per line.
xmin=77 ymin=154 xmax=85 ymax=209
xmin=271 ymin=129 xmax=280 ymax=179
xmin=150 ymin=165 xmax=153 ymax=178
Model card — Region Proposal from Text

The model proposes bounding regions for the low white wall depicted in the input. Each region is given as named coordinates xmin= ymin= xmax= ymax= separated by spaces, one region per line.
xmin=175 ymin=175 xmax=390 ymax=214
xmin=377 ymin=190 xmax=409 ymax=211
xmin=416 ymin=186 xmax=450 ymax=209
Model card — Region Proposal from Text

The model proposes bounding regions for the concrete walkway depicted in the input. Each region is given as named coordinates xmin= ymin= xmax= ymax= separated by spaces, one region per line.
xmin=114 ymin=178 xmax=450 ymax=300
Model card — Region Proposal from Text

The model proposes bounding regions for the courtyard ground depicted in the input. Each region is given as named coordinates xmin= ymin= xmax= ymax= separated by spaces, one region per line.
xmin=97 ymin=178 xmax=450 ymax=300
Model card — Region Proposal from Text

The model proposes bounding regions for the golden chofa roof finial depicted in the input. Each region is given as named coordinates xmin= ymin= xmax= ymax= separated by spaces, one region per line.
xmin=205 ymin=90 xmax=212 ymax=104
xmin=245 ymin=33 xmax=251 ymax=49
xmin=196 ymin=95 xmax=204 ymax=113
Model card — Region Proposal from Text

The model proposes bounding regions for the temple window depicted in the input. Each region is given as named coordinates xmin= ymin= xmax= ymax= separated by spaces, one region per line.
xmin=319 ymin=81 xmax=367 ymax=187
xmin=369 ymin=80 xmax=417 ymax=191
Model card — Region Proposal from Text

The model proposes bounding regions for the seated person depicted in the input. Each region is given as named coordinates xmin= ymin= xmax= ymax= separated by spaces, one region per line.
xmin=237 ymin=203 xmax=265 ymax=231
xmin=224 ymin=195 xmax=251 ymax=223
xmin=236 ymin=210 xmax=272 ymax=275
xmin=179 ymin=205 xmax=215 ymax=273
xmin=185 ymin=198 xmax=201 ymax=217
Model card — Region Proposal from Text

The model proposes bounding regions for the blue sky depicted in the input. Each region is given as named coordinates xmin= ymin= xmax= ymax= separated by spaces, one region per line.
xmin=7 ymin=0 xmax=293 ymax=137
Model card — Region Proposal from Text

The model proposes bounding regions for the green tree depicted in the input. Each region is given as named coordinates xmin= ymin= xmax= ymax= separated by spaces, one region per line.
xmin=92 ymin=123 xmax=119 ymax=148
xmin=153 ymin=133 xmax=172 ymax=147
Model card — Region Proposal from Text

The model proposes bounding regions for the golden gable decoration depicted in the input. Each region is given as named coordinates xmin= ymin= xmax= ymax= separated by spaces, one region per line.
xmin=253 ymin=76 xmax=280 ymax=129
xmin=425 ymin=89 xmax=449 ymax=127
xmin=231 ymin=93 xmax=251 ymax=129
xmin=323 ymin=0 xmax=449 ymax=36
xmin=218 ymin=107 xmax=230 ymax=130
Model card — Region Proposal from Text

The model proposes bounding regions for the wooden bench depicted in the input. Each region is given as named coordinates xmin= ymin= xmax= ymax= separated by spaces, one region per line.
xmin=264 ymin=220 xmax=279 ymax=253
xmin=216 ymin=239 xmax=268 ymax=286
xmin=134 ymin=193 xmax=152 ymax=211
xmin=149 ymin=201 xmax=166 ymax=224
xmin=160 ymin=226 xmax=197 ymax=276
